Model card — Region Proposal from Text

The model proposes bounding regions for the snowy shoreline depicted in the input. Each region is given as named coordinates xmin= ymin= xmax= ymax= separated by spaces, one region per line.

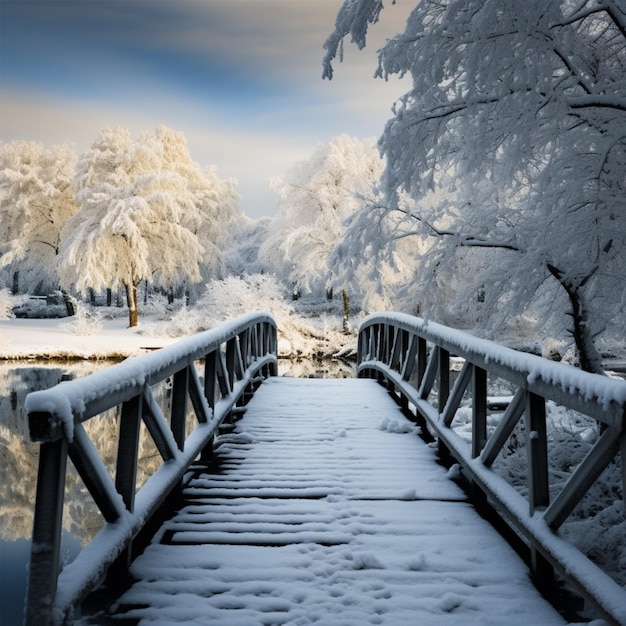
xmin=0 ymin=316 xmax=359 ymax=371
xmin=0 ymin=317 xmax=177 ymax=361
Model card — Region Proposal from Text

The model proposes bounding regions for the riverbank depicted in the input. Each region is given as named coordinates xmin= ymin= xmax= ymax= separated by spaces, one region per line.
xmin=0 ymin=317 xmax=176 ymax=360
xmin=0 ymin=313 xmax=359 ymax=364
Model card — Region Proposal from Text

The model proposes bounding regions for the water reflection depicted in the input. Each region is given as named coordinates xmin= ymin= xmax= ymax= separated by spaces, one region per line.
xmin=278 ymin=357 xmax=355 ymax=378
xmin=0 ymin=362 xmax=107 ymax=542
xmin=0 ymin=361 xmax=112 ymax=623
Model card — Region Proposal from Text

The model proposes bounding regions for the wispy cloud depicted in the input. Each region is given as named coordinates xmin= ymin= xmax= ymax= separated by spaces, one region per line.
xmin=0 ymin=0 xmax=412 ymax=217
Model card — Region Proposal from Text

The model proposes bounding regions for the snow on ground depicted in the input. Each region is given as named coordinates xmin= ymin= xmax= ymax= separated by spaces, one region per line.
xmin=0 ymin=306 xmax=356 ymax=361
xmin=85 ymin=378 xmax=567 ymax=625
xmin=0 ymin=317 xmax=178 ymax=360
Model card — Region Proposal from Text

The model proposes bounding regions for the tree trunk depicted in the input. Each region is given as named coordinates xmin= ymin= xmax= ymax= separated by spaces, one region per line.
xmin=125 ymin=282 xmax=139 ymax=328
xmin=12 ymin=270 xmax=19 ymax=295
xmin=61 ymin=290 xmax=76 ymax=317
xmin=547 ymin=264 xmax=603 ymax=375
xmin=342 ymin=289 xmax=350 ymax=333
xmin=106 ymin=288 xmax=112 ymax=307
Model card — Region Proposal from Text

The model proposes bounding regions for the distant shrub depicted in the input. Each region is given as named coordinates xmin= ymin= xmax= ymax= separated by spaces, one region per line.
xmin=61 ymin=304 xmax=103 ymax=335
xmin=12 ymin=296 xmax=67 ymax=319
xmin=141 ymin=273 xmax=356 ymax=359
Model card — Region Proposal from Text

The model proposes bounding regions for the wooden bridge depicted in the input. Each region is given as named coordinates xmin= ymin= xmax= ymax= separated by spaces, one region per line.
xmin=23 ymin=313 xmax=626 ymax=625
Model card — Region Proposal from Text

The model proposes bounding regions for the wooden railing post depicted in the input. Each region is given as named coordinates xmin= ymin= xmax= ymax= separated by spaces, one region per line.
xmin=25 ymin=439 xmax=68 ymax=625
xmin=268 ymin=323 xmax=278 ymax=376
xmin=526 ymin=391 xmax=549 ymax=514
xmin=204 ymin=351 xmax=217 ymax=411
xmin=438 ymin=347 xmax=450 ymax=413
xmin=470 ymin=365 xmax=488 ymax=507
xmin=417 ymin=337 xmax=427 ymax=389
xmin=171 ymin=367 xmax=189 ymax=451
xmin=113 ymin=395 xmax=142 ymax=573
xmin=226 ymin=338 xmax=238 ymax=390
xmin=116 ymin=396 xmax=142 ymax=511
xmin=472 ymin=366 xmax=487 ymax=459
xmin=526 ymin=391 xmax=553 ymax=586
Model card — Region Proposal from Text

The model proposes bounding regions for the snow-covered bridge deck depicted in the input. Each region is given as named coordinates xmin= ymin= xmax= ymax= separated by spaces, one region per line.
xmin=88 ymin=377 xmax=564 ymax=625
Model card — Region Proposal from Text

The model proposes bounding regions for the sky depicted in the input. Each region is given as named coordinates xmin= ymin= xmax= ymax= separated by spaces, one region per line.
xmin=0 ymin=0 xmax=412 ymax=219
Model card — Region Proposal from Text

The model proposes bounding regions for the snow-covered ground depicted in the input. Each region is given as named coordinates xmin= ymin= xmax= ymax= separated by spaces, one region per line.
xmin=0 ymin=292 xmax=358 ymax=362
xmin=0 ymin=317 xmax=177 ymax=360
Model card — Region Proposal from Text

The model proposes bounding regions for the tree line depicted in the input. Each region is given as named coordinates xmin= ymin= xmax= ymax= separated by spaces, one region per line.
xmin=1 ymin=126 xmax=239 ymax=327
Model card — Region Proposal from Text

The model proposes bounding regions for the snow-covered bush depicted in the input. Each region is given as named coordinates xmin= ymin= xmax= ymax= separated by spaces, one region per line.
xmin=198 ymin=273 xmax=294 ymax=326
xmin=153 ymin=273 xmax=293 ymax=337
xmin=142 ymin=273 xmax=357 ymax=360
xmin=140 ymin=292 xmax=179 ymax=320
xmin=61 ymin=304 xmax=103 ymax=336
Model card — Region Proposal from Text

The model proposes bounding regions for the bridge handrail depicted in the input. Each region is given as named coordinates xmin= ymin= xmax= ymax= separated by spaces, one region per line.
xmin=24 ymin=312 xmax=277 ymax=625
xmin=357 ymin=312 xmax=626 ymax=625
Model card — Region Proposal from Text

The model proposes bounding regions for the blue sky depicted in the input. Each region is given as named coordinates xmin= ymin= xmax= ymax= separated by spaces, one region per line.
xmin=0 ymin=1 xmax=410 ymax=218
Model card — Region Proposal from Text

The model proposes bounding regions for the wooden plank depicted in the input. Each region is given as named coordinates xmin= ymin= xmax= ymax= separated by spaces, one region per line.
xmin=100 ymin=379 xmax=564 ymax=626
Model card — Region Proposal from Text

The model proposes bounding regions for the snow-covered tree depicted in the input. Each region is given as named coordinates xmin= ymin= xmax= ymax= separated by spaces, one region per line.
xmin=144 ymin=126 xmax=240 ymax=294
xmin=329 ymin=191 xmax=430 ymax=314
xmin=221 ymin=215 xmax=272 ymax=278
xmin=259 ymin=134 xmax=384 ymax=296
xmin=60 ymin=126 xmax=235 ymax=327
xmin=0 ymin=140 xmax=78 ymax=293
xmin=323 ymin=0 xmax=626 ymax=372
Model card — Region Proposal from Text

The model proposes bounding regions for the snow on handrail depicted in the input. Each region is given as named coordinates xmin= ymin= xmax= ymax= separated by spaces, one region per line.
xmin=359 ymin=312 xmax=626 ymax=426
xmin=357 ymin=312 xmax=626 ymax=625
xmin=26 ymin=311 xmax=277 ymax=442
xmin=24 ymin=312 xmax=278 ymax=626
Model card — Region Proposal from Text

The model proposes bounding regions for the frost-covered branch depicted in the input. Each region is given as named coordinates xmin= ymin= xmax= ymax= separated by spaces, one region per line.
xmin=391 ymin=205 xmax=523 ymax=252
xmin=566 ymin=94 xmax=626 ymax=111
xmin=555 ymin=1 xmax=626 ymax=40
xmin=322 ymin=0 xmax=384 ymax=79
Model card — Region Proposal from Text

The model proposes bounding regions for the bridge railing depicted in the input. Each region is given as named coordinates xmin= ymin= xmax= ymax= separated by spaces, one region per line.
xmin=357 ymin=312 xmax=626 ymax=625
xmin=24 ymin=312 xmax=277 ymax=625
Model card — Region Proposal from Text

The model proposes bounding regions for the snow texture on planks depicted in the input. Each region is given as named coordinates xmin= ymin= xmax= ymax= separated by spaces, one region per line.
xmin=96 ymin=377 xmax=565 ymax=625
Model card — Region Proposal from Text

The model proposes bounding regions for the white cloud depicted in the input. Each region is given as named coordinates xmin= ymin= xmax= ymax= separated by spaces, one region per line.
xmin=0 ymin=1 xmax=413 ymax=218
